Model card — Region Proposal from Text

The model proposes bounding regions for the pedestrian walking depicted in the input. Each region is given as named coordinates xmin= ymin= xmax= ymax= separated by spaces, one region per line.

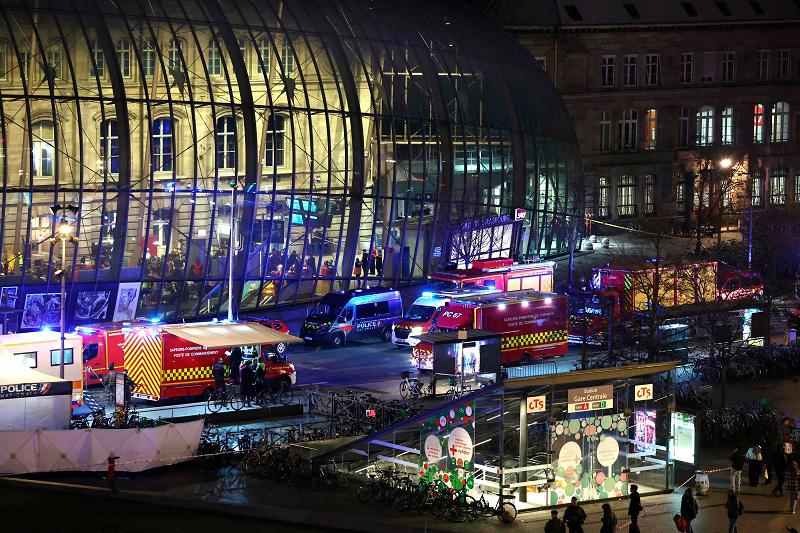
xmin=725 ymin=489 xmax=744 ymax=532
xmin=562 ymin=497 xmax=586 ymax=533
xmin=240 ymin=360 xmax=255 ymax=407
xmin=680 ymin=487 xmax=698 ymax=533
xmin=600 ymin=503 xmax=617 ymax=533
xmin=229 ymin=347 xmax=243 ymax=386
xmin=628 ymin=483 xmax=643 ymax=530
xmin=730 ymin=447 xmax=745 ymax=493
xmin=774 ymin=443 xmax=789 ymax=497
xmin=747 ymin=444 xmax=764 ymax=487
xmin=788 ymin=460 xmax=800 ymax=513
xmin=543 ymin=509 xmax=565 ymax=533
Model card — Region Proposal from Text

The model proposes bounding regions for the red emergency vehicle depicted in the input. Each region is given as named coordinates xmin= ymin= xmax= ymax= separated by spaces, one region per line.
xmin=429 ymin=259 xmax=555 ymax=292
xmin=417 ymin=290 xmax=568 ymax=365
xmin=78 ymin=320 xmax=299 ymax=401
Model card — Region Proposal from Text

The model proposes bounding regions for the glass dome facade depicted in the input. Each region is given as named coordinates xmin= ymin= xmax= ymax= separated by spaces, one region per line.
xmin=0 ymin=0 xmax=581 ymax=326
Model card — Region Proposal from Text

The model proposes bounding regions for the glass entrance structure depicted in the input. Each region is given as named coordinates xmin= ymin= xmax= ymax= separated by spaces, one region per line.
xmin=0 ymin=0 xmax=581 ymax=327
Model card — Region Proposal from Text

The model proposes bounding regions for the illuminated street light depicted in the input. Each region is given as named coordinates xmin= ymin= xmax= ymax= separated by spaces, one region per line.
xmin=719 ymin=158 xmax=733 ymax=169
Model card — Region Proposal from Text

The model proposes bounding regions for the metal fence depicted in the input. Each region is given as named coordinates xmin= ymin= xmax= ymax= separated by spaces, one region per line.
xmin=504 ymin=361 xmax=559 ymax=379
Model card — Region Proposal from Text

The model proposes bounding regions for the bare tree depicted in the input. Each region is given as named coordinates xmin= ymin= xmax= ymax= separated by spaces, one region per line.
xmin=447 ymin=221 xmax=505 ymax=267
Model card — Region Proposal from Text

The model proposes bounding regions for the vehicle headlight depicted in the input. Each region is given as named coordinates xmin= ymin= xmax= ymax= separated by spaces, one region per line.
xmin=410 ymin=326 xmax=424 ymax=335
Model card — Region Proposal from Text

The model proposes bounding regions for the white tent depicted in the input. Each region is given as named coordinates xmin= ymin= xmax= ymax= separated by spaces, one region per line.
xmin=0 ymin=355 xmax=72 ymax=431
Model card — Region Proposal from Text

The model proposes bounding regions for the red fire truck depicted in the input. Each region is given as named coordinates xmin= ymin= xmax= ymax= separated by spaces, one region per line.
xmin=78 ymin=320 xmax=300 ymax=401
xmin=429 ymin=258 xmax=555 ymax=293
xmin=415 ymin=290 xmax=568 ymax=366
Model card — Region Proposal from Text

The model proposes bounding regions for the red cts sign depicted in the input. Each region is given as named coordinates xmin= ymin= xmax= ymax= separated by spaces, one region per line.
xmin=635 ymin=384 xmax=653 ymax=401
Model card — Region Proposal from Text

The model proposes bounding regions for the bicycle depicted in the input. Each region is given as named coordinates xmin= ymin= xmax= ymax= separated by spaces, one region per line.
xmin=254 ymin=382 xmax=294 ymax=407
xmin=207 ymin=388 xmax=243 ymax=413
xmin=399 ymin=370 xmax=434 ymax=399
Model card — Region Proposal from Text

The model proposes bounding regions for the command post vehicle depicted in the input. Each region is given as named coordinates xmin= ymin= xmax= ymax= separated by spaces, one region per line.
xmin=429 ymin=258 xmax=555 ymax=292
xmin=0 ymin=330 xmax=84 ymax=408
xmin=391 ymin=286 xmax=499 ymax=347
xmin=300 ymin=287 xmax=403 ymax=347
xmin=414 ymin=290 xmax=568 ymax=366
xmin=78 ymin=320 xmax=300 ymax=401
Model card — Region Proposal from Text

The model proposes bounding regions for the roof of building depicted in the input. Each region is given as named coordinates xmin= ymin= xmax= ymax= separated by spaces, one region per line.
xmin=476 ymin=0 xmax=800 ymax=27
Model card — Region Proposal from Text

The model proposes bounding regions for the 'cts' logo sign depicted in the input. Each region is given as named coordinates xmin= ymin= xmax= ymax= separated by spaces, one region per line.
xmin=634 ymin=384 xmax=653 ymax=401
xmin=526 ymin=395 xmax=546 ymax=413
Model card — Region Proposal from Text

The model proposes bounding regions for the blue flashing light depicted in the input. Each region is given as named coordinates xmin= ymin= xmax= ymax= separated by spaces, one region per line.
xmin=421 ymin=292 xmax=434 ymax=297
xmin=148 ymin=317 xmax=161 ymax=324
xmin=41 ymin=326 xmax=52 ymax=332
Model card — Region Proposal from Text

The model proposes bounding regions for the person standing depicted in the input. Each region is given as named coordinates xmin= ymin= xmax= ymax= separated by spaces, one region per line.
xmin=628 ymin=484 xmax=643 ymax=531
xmin=544 ymin=509 xmax=565 ymax=533
xmin=212 ymin=358 xmax=226 ymax=393
xmin=287 ymin=250 xmax=299 ymax=273
xmin=562 ymin=497 xmax=586 ymax=533
xmin=725 ymin=489 xmax=744 ymax=532
xmin=680 ymin=487 xmax=699 ymax=533
xmin=368 ymin=248 xmax=376 ymax=275
xmin=240 ymin=360 xmax=255 ymax=407
xmin=375 ymin=250 xmax=384 ymax=277
xmin=774 ymin=443 xmax=788 ymax=497
xmin=229 ymin=347 xmax=243 ymax=386
xmin=102 ymin=362 xmax=118 ymax=405
xmin=600 ymin=503 xmax=617 ymax=533
xmin=730 ymin=447 xmax=745 ymax=493
xmin=361 ymin=249 xmax=369 ymax=278
xmin=746 ymin=444 xmax=763 ymax=487
xmin=787 ymin=460 xmax=800 ymax=513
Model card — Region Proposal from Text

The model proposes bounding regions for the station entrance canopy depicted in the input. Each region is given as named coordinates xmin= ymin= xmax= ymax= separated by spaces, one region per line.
xmin=162 ymin=322 xmax=303 ymax=348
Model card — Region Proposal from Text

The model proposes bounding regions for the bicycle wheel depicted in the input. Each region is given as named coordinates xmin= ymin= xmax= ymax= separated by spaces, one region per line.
xmin=207 ymin=394 xmax=222 ymax=413
xmin=497 ymin=501 xmax=517 ymax=524
xmin=278 ymin=387 xmax=294 ymax=406
xmin=358 ymin=482 xmax=375 ymax=503
xmin=229 ymin=394 xmax=243 ymax=411
xmin=399 ymin=380 xmax=410 ymax=399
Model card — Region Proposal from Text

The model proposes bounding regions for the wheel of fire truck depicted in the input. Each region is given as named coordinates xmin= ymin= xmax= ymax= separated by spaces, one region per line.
xmin=381 ymin=326 xmax=392 ymax=342
xmin=275 ymin=342 xmax=287 ymax=354
xmin=329 ymin=332 xmax=345 ymax=348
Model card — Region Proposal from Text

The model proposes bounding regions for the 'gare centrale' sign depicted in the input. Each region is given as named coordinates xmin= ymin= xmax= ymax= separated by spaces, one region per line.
xmin=567 ymin=385 xmax=614 ymax=413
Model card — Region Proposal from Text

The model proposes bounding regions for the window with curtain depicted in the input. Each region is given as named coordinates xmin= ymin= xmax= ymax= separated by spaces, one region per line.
xmin=599 ymin=111 xmax=611 ymax=152
xmin=618 ymin=109 xmax=638 ymax=151
xmin=644 ymin=109 xmax=657 ymax=150
xmin=679 ymin=108 xmax=690 ymax=147
xmin=215 ymin=116 xmax=237 ymax=170
xmin=100 ymin=119 xmax=119 ymax=174
xmin=771 ymin=168 xmax=787 ymax=204
xmin=140 ymin=39 xmax=156 ymax=77
xmin=258 ymin=38 xmax=270 ymax=74
xmin=89 ymin=39 xmax=104 ymax=78
xmin=151 ymin=118 xmax=173 ymax=172
xmin=208 ymin=40 xmax=221 ymax=75
xmin=116 ymin=39 xmax=131 ymax=77
xmin=598 ymin=177 xmax=610 ymax=218
xmin=265 ymin=114 xmax=286 ymax=167
xmin=721 ymin=106 xmax=734 ymax=145
xmin=32 ymin=121 xmax=55 ymax=178
xmin=771 ymin=102 xmax=790 ymax=142
xmin=753 ymin=104 xmax=765 ymax=143
xmin=617 ymin=176 xmax=637 ymax=216
xmin=751 ymin=170 xmax=764 ymax=207
xmin=644 ymin=175 xmax=656 ymax=214
xmin=281 ymin=39 xmax=294 ymax=75
xmin=696 ymin=105 xmax=714 ymax=146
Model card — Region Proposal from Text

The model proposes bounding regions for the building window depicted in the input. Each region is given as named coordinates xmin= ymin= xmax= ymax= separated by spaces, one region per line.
xmin=50 ymin=348 xmax=74 ymax=366
xmin=601 ymin=55 xmax=615 ymax=87
xmin=265 ymin=114 xmax=285 ymax=167
xmin=721 ymin=105 xmax=735 ymax=144
xmin=46 ymin=48 xmax=63 ymax=80
xmin=721 ymin=51 xmax=736 ymax=82
xmin=751 ymin=170 xmax=764 ymax=207
xmin=644 ymin=175 xmax=656 ymax=215
xmin=599 ymin=111 xmax=611 ymax=152
xmin=771 ymin=168 xmax=787 ymax=205
xmin=116 ymin=39 xmax=131 ymax=77
xmin=208 ymin=40 xmax=221 ymax=76
xmin=679 ymin=108 xmax=690 ymax=147
xmin=215 ymin=116 xmax=237 ymax=170
xmin=676 ymin=173 xmax=687 ymax=212
xmin=141 ymin=39 xmax=156 ymax=77
xmin=617 ymin=176 xmax=637 ymax=217
xmin=598 ymin=176 xmax=610 ymax=218
xmin=0 ymin=43 xmax=6 ymax=81
xmin=696 ymin=105 xmax=714 ymax=146
xmin=15 ymin=352 xmax=37 ymax=368
xmin=257 ymin=38 xmax=270 ymax=74
xmin=771 ymin=101 xmax=790 ymax=142
xmin=280 ymin=39 xmax=294 ymax=75
xmin=89 ymin=39 xmax=104 ymax=78
xmin=168 ymin=39 xmax=182 ymax=72
xmin=753 ymin=104 xmax=765 ymax=143
xmin=618 ymin=109 xmax=638 ymax=151
xmin=700 ymin=51 xmax=715 ymax=83
xmin=534 ymin=56 xmax=546 ymax=71
xmin=644 ymin=109 xmax=657 ymax=150
xmin=645 ymin=54 xmax=660 ymax=86
xmin=624 ymin=55 xmax=637 ymax=86
xmin=757 ymin=50 xmax=769 ymax=81
xmin=32 ymin=121 xmax=55 ymax=178
xmin=19 ymin=48 xmax=31 ymax=80
xmin=680 ymin=52 xmax=694 ymax=84
xmin=237 ymin=37 xmax=247 ymax=64
xmin=778 ymin=49 xmax=791 ymax=80
xmin=100 ymin=119 xmax=119 ymax=174
xmin=152 ymin=118 xmax=173 ymax=172
xmin=796 ymin=171 xmax=800 ymax=203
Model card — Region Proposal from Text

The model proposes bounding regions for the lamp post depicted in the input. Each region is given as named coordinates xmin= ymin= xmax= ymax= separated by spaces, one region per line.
xmin=50 ymin=205 xmax=79 ymax=379
xmin=227 ymin=178 xmax=237 ymax=322
xmin=718 ymin=157 xmax=752 ymax=269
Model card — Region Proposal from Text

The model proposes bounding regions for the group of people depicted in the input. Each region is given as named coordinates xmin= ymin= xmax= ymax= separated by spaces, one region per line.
xmin=265 ymin=250 xmax=337 ymax=280
xmin=211 ymin=347 xmax=278 ymax=406
xmin=353 ymin=248 xmax=384 ymax=281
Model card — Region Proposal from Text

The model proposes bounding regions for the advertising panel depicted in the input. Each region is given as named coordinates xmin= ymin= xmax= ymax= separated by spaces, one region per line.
xmin=671 ymin=412 xmax=696 ymax=464
xmin=412 ymin=342 xmax=433 ymax=371
xmin=478 ymin=297 xmax=566 ymax=336
xmin=633 ymin=410 xmax=657 ymax=454
xmin=75 ymin=290 xmax=111 ymax=321
xmin=419 ymin=401 xmax=475 ymax=491
xmin=21 ymin=293 xmax=61 ymax=329
xmin=113 ymin=282 xmax=141 ymax=321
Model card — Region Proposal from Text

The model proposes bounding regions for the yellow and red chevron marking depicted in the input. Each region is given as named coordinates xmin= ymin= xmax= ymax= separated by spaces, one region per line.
xmin=124 ymin=330 xmax=163 ymax=400
xmin=502 ymin=329 xmax=567 ymax=350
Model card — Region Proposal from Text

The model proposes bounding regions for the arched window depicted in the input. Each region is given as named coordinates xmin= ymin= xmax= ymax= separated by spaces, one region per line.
xmin=100 ymin=119 xmax=119 ymax=174
xmin=32 ymin=121 xmax=55 ymax=178
xmin=116 ymin=39 xmax=131 ymax=77
xmin=280 ymin=39 xmax=294 ymax=75
xmin=618 ymin=109 xmax=638 ymax=151
xmin=151 ymin=118 xmax=173 ymax=172
xmin=753 ymin=104 xmax=765 ymax=143
xmin=696 ymin=105 xmax=714 ymax=146
xmin=771 ymin=101 xmax=790 ymax=143
xmin=208 ymin=40 xmax=221 ymax=75
xmin=215 ymin=116 xmax=236 ymax=170
xmin=257 ymin=38 xmax=270 ymax=74
xmin=265 ymin=114 xmax=286 ymax=167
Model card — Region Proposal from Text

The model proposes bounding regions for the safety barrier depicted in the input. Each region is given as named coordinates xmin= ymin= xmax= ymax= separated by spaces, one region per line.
xmin=504 ymin=361 xmax=559 ymax=379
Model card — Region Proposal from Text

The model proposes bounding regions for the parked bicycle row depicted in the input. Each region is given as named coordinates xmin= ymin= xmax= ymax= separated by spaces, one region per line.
xmin=206 ymin=381 xmax=294 ymax=413
xmin=306 ymin=385 xmax=421 ymax=431
xmin=697 ymin=401 xmax=778 ymax=445
xmin=69 ymin=407 xmax=160 ymax=430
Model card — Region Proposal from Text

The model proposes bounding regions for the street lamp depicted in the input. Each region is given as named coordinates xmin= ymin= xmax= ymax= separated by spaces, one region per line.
xmin=50 ymin=205 xmax=79 ymax=379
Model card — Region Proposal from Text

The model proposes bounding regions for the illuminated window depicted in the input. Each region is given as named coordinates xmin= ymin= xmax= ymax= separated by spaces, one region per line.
xmin=751 ymin=169 xmax=764 ymax=207
xmin=721 ymin=106 xmax=734 ymax=145
xmin=116 ymin=39 xmax=131 ymax=77
xmin=281 ymin=39 xmax=294 ymax=75
xmin=679 ymin=108 xmax=690 ymax=147
xmin=601 ymin=55 xmax=615 ymax=87
xmin=100 ymin=119 xmax=119 ymax=174
xmin=771 ymin=102 xmax=790 ymax=142
xmin=208 ymin=40 xmax=221 ymax=75
xmin=617 ymin=176 xmax=637 ymax=217
xmin=15 ymin=352 xmax=36 ymax=368
xmin=257 ymin=38 xmax=271 ymax=74
xmin=618 ymin=109 xmax=638 ymax=151
xmin=89 ymin=39 xmax=104 ymax=78
xmin=680 ymin=52 xmax=694 ymax=84
xmin=32 ymin=121 xmax=55 ymax=178
xmin=696 ymin=105 xmax=714 ymax=146
xmin=771 ymin=168 xmax=786 ymax=205
xmin=676 ymin=173 xmax=687 ymax=211
xmin=624 ymin=55 xmax=637 ymax=86
xmin=598 ymin=176 xmax=610 ymax=218
xmin=216 ymin=116 xmax=237 ymax=170
xmin=644 ymin=109 xmax=657 ymax=150
xmin=50 ymin=348 xmax=74 ymax=366
xmin=753 ymin=104 xmax=765 ymax=143
xmin=599 ymin=111 xmax=611 ymax=152
xmin=644 ymin=175 xmax=656 ymax=215
xmin=265 ymin=114 xmax=286 ymax=167
xmin=721 ymin=51 xmax=736 ymax=82
xmin=757 ymin=50 xmax=769 ymax=81
xmin=778 ymin=49 xmax=790 ymax=80
xmin=152 ymin=118 xmax=173 ymax=172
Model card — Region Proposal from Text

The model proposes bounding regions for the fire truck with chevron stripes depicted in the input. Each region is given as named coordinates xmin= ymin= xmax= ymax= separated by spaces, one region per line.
xmin=414 ymin=290 xmax=568 ymax=366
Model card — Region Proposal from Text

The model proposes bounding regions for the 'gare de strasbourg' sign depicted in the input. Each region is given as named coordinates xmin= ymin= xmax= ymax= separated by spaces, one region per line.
xmin=567 ymin=385 xmax=614 ymax=413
